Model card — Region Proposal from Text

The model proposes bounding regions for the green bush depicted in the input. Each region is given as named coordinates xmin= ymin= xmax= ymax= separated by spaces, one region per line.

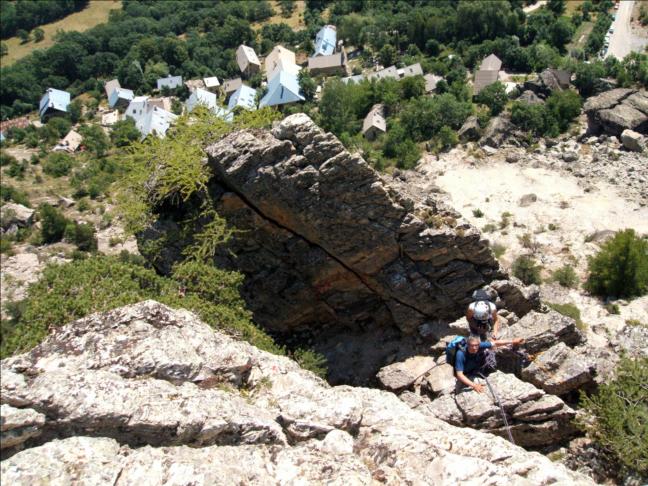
xmin=0 ymin=184 xmax=30 ymax=207
xmin=293 ymin=348 xmax=328 ymax=379
xmin=0 ymin=256 xmax=283 ymax=359
xmin=39 ymin=203 xmax=69 ymax=244
xmin=552 ymin=264 xmax=578 ymax=288
xmin=512 ymin=255 xmax=542 ymax=285
xmin=0 ymin=150 xmax=18 ymax=166
xmin=579 ymin=357 xmax=648 ymax=477
xmin=43 ymin=153 xmax=75 ymax=177
xmin=585 ymin=229 xmax=648 ymax=298
xmin=472 ymin=208 xmax=484 ymax=218
xmin=491 ymin=242 xmax=506 ymax=258
xmin=475 ymin=81 xmax=508 ymax=116
xmin=64 ymin=222 xmax=97 ymax=252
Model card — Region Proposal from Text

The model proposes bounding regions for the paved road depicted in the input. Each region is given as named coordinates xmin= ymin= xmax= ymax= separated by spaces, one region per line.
xmin=606 ymin=0 xmax=648 ymax=60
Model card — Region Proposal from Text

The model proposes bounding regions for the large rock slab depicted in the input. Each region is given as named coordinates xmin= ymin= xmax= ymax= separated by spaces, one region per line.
xmin=480 ymin=115 xmax=514 ymax=148
xmin=502 ymin=310 xmax=584 ymax=353
xmin=0 ymin=301 xmax=593 ymax=485
xmin=521 ymin=342 xmax=596 ymax=395
xmin=376 ymin=355 xmax=437 ymax=391
xmin=410 ymin=371 xmax=577 ymax=447
xmin=621 ymin=129 xmax=645 ymax=152
xmin=0 ymin=203 xmax=34 ymax=232
xmin=0 ymin=404 xmax=46 ymax=450
xmin=584 ymin=89 xmax=648 ymax=136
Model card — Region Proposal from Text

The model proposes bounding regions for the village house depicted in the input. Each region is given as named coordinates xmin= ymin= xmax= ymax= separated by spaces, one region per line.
xmin=259 ymin=70 xmax=305 ymax=108
xmin=424 ymin=73 xmax=443 ymax=93
xmin=101 ymin=110 xmax=120 ymax=127
xmin=474 ymin=53 xmax=502 ymax=95
xmin=104 ymin=79 xmax=121 ymax=99
xmin=307 ymin=50 xmax=347 ymax=77
xmin=156 ymin=75 xmax=183 ymax=91
xmin=148 ymin=97 xmax=173 ymax=112
xmin=125 ymin=96 xmax=149 ymax=120
xmin=398 ymin=63 xmax=423 ymax=78
xmin=108 ymin=87 xmax=134 ymax=109
xmin=53 ymin=129 xmax=83 ymax=153
xmin=185 ymin=79 xmax=206 ymax=93
xmin=368 ymin=65 xmax=399 ymax=81
xmin=222 ymin=78 xmax=243 ymax=97
xmin=362 ymin=104 xmax=386 ymax=140
xmin=265 ymin=45 xmax=297 ymax=80
xmin=137 ymin=106 xmax=177 ymax=139
xmin=313 ymin=25 xmax=337 ymax=57
xmin=228 ymin=85 xmax=257 ymax=111
xmin=186 ymin=88 xmax=233 ymax=122
xmin=39 ymin=88 xmax=71 ymax=121
xmin=341 ymin=73 xmax=365 ymax=84
xmin=236 ymin=45 xmax=261 ymax=77
xmin=203 ymin=76 xmax=220 ymax=93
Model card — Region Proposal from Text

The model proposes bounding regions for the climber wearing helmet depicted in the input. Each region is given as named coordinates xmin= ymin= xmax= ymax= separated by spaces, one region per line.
xmin=466 ymin=300 xmax=499 ymax=341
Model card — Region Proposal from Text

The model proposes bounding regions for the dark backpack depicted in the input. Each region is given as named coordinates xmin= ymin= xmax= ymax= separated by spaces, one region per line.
xmin=445 ymin=336 xmax=467 ymax=367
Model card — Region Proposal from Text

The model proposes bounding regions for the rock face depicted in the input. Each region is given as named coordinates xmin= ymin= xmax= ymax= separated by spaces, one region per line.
xmin=0 ymin=203 xmax=34 ymax=234
xmin=458 ymin=115 xmax=481 ymax=142
xmin=142 ymin=114 xmax=525 ymax=382
xmin=480 ymin=115 xmax=514 ymax=147
xmin=584 ymin=89 xmax=648 ymax=136
xmin=0 ymin=301 xmax=594 ymax=484
xmin=620 ymin=128 xmax=645 ymax=152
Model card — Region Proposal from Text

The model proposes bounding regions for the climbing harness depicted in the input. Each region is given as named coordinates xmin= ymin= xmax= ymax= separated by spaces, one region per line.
xmin=479 ymin=372 xmax=515 ymax=445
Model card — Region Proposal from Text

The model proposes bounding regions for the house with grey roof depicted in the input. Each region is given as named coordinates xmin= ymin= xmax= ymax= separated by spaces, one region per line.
xmin=368 ymin=66 xmax=399 ymax=81
xmin=157 ymin=75 xmax=183 ymax=91
xmin=362 ymin=104 xmax=386 ymax=140
xmin=222 ymin=78 xmax=243 ymax=97
xmin=236 ymin=45 xmax=261 ymax=77
xmin=39 ymin=88 xmax=71 ymax=121
xmin=424 ymin=73 xmax=443 ymax=93
xmin=228 ymin=85 xmax=257 ymax=111
xmin=313 ymin=25 xmax=337 ymax=57
xmin=474 ymin=54 xmax=503 ymax=95
xmin=259 ymin=70 xmax=305 ymax=108
xmin=186 ymin=88 xmax=234 ymax=122
xmin=341 ymin=74 xmax=365 ymax=84
xmin=203 ymin=76 xmax=221 ymax=93
xmin=265 ymin=45 xmax=297 ymax=80
xmin=480 ymin=54 xmax=502 ymax=72
xmin=108 ymin=87 xmax=134 ymax=109
xmin=138 ymin=106 xmax=177 ymax=139
xmin=398 ymin=63 xmax=423 ymax=78
xmin=185 ymin=79 xmax=206 ymax=92
xmin=104 ymin=79 xmax=121 ymax=99
xmin=307 ymin=50 xmax=347 ymax=77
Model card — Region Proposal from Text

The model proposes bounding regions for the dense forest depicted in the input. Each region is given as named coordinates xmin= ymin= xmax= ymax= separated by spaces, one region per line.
xmin=0 ymin=0 xmax=89 ymax=39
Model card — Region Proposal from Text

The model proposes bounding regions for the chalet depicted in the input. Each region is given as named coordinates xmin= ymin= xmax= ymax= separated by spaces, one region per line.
xmin=368 ymin=66 xmax=399 ymax=81
xmin=307 ymin=50 xmax=347 ymax=77
xmin=108 ymin=87 xmax=134 ymax=109
xmin=138 ymin=106 xmax=177 ymax=139
xmin=480 ymin=54 xmax=502 ymax=72
xmin=362 ymin=104 xmax=386 ymax=140
xmin=265 ymin=45 xmax=297 ymax=80
xmin=398 ymin=63 xmax=423 ymax=78
xmin=203 ymin=76 xmax=220 ymax=93
xmin=185 ymin=88 xmax=234 ymax=122
xmin=228 ymin=85 xmax=257 ymax=111
xmin=53 ymin=130 xmax=83 ymax=153
xmin=473 ymin=69 xmax=499 ymax=95
xmin=148 ymin=97 xmax=173 ymax=112
xmin=222 ymin=78 xmax=243 ymax=97
xmin=101 ymin=110 xmax=120 ymax=126
xmin=185 ymin=79 xmax=206 ymax=92
xmin=156 ymin=75 xmax=183 ymax=91
xmin=424 ymin=73 xmax=443 ymax=93
xmin=104 ymin=79 xmax=121 ymax=99
xmin=313 ymin=25 xmax=337 ymax=57
xmin=39 ymin=88 xmax=71 ymax=121
xmin=259 ymin=70 xmax=305 ymax=108
xmin=236 ymin=45 xmax=261 ymax=77
xmin=125 ymin=96 xmax=149 ymax=121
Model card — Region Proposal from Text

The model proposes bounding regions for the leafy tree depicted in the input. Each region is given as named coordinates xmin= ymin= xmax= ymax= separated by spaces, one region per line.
xmin=585 ymin=229 xmax=648 ymax=298
xmin=549 ymin=17 xmax=574 ymax=53
xmin=511 ymin=101 xmax=558 ymax=136
xmin=579 ymin=357 xmax=648 ymax=476
xmin=475 ymin=81 xmax=508 ymax=116
xmin=1 ymin=41 xmax=7 ymax=57
xmin=17 ymin=29 xmax=30 ymax=43
xmin=552 ymin=264 xmax=578 ymax=287
xmin=547 ymin=0 xmax=566 ymax=15
xmin=546 ymin=89 xmax=582 ymax=131
xmin=400 ymin=93 xmax=472 ymax=141
xmin=379 ymin=44 xmax=397 ymax=67
xmin=110 ymin=118 xmax=140 ymax=147
xmin=32 ymin=27 xmax=44 ymax=42
xmin=573 ymin=61 xmax=606 ymax=97
xmin=43 ymin=152 xmax=74 ymax=177
xmin=64 ymin=221 xmax=97 ymax=252
xmin=298 ymin=70 xmax=317 ymax=102
xmin=278 ymin=0 xmax=296 ymax=18
xmin=39 ymin=203 xmax=69 ymax=244
xmin=79 ymin=124 xmax=110 ymax=157
xmin=400 ymin=75 xmax=426 ymax=100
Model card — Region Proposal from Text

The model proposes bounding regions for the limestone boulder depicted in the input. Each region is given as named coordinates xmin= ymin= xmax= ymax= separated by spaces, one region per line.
xmin=584 ymin=89 xmax=648 ymax=136
xmin=458 ymin=115 xmax=481 ymax=142
xmin=0 ymin=404 xmax=46 ymax=450
xmin=480 ymin=116 xmax=514 ymax=148
xmin=502 ymin=310 xmax=584 ymax=353
xmin=376 ymin=355 xmax=437 ymax=391
xmin=0 ymin=203 xmax=34 ymax=232
xmin=620 ymin=129 xmax=645 ymax=152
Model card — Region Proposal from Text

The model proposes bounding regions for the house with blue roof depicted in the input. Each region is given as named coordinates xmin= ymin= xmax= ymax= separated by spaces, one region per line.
xmin=39 ymin=88 xmax=71 ymax=121
xmin=228 ymin=85 xmax=257 ymax=111
xmin=259 ymin=70 xmax=305 ymax=108
xmin=313 ymin=25 xmax=337 ymax=57
xmin=108 ymin=87 xmax=134 ymax=109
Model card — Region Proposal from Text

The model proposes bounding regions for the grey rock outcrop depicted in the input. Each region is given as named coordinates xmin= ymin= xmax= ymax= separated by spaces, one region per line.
xmin=458 ymin=115 xmax=481 ymax=142
xmin=0 ymin=404 xmax=45 ymax=450
xmin=0 ymin=301 xmax=594 ymax=485
xmin=406 ymin=371 xmax=577 ymax=447
xmin=0 ymin=203 xmax=34 ymax=233
xmin=518 ymin=90 xmax=545 ymax=105
xmin=524 ymin=69 xmax=571 ymax=98
xmin=584 ymin=89 xmax=648 ymax=136
xmin=480 ymin=115 xmax=514 ymax=147
xmin=620 ymin=129 xmax=645 ymax=152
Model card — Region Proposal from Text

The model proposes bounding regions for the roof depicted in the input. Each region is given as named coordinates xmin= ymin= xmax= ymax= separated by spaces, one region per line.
xmin=473 ymin=70 xmax=499 ymax=94
xmin=308 ymin=52 xmax=346 ymax=70
xmin=237 ymin=45 xmax=261 ymax=73
xmin=186 ymin=88 xmax=218 ymax=112
xmin=108 ymin=88 xmax=134 ymax=108
xmin=39 ymin=88 xmax=71 ymax=118
xmin=228 ymin=85 xmax=257 ymax=111
xmin=424 ymin=73 xmax=443 ymax=92
xmin=185 ymin=79 xmax=206 ymax=92
xmin=368 ymin=66 xmax=399 ymax=81
xmin=314 ymin=25 xmax=337 ymax=57
xmin=104 ymin=79 xmax=120 ymax=98
xmin=362 ymin=104 xmax=386 ymax=135
xmin=480 ymin=54 xmax=502 ymax=72
xmin=265 ymin=45 xmax=296 ymax=79
xmin=156 ymin=75 xmax=183 ymax=90
xmin=0 ymin=116 xmax=31 ymax=132
xmin=54 ymin=130 xmax=83 ymax=152
xmin=148 ymin=97 xmax=173 ymax=112
xmin=137 ymin=106 xmax=177 ymax=139
xmin=259 ymin=70 xmax=305 ymax=108
xmin=204 ymin=76 xmax=220 ymax=88
xmin=398 ymin=63 xmax=423 ymax=78
xmin=222 ymin=78 xmax=243 ymax=94
xmin=341 ymin=74 xmax=365 ymax=84
xmin=101 ymin=110 xmax=121 ymax=126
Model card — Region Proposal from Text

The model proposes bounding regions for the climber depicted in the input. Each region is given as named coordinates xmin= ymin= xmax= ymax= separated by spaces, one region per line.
xmin=466 ymin=299 xmax=500 ymax=341
xmin=453 ymin=335 xmax=524 ymax=393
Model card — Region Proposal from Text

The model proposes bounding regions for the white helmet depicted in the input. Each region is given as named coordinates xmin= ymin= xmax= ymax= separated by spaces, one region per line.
xmin=473 ymin=301 xmax=491 ymax=322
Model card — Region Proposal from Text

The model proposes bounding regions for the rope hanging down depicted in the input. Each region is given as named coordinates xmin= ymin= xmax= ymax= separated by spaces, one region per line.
xmin=479 ymin=372 xmax=515 ymax=445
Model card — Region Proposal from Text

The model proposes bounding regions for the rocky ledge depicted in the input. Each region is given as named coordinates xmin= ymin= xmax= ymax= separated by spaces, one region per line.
xmin=1 ymin=301 xmax=593 ymax=485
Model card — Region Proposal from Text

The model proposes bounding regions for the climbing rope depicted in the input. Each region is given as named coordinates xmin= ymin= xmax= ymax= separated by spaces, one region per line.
xmin=479 ymin=372 xmax=515 ymax=445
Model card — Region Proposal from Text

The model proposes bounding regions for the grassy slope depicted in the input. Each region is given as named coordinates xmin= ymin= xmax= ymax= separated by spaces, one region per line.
xmin=252 ymin=0 xmax=306 ymax=31
xmin=1 ymin=0 xmax=122 ymax=66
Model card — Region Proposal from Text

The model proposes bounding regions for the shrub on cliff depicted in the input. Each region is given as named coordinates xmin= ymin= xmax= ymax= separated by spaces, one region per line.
xmin=512 ymin=255 xmax=542 ymax=285
xmin=585 ymin=229 xmax=648 ymax=298
xmin=579 ymin=356 xmax=648 ymax=477
xmin=0 ymin=255 xmax=282 ymax=359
